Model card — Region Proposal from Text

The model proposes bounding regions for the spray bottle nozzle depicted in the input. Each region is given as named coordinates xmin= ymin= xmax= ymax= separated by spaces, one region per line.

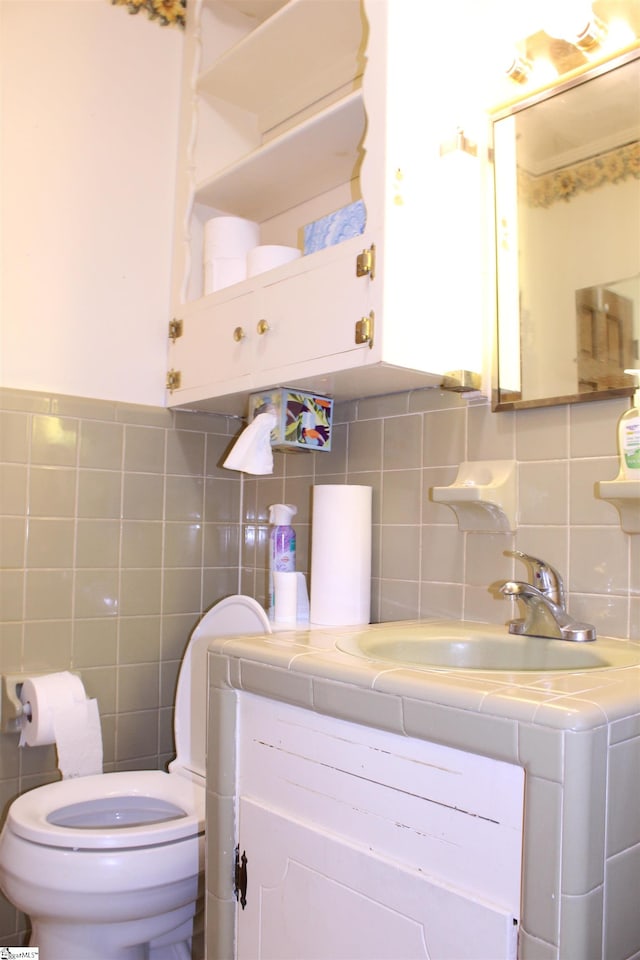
xmin=269 ymin=504 xmax=297 ymax=525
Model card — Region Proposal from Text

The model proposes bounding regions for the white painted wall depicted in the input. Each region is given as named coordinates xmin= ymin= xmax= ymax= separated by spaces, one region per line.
xmin=0 ymin=0 xmax=182 ymax=405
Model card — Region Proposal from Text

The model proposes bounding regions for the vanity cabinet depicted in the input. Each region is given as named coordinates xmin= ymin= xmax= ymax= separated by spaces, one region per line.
xmin=167 ymin=0 xmax=490 ymax=414
xmin=226 ymin=693 xmax=523 ymax=959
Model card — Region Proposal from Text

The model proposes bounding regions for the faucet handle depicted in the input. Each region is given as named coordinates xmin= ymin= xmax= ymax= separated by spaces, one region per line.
xmin=510 ymin=551 xmax=566 ymax=608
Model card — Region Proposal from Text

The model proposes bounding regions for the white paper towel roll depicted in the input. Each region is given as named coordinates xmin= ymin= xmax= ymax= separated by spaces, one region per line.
xmin=19 ymin=672 xmax=103 ymax=779
xmin=310 ymin=485 xmax=372 ymax=625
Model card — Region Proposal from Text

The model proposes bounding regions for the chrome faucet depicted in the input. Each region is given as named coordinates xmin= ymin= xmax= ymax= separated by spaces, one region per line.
xmin=500 ymin=551 xmax=596 ymax=642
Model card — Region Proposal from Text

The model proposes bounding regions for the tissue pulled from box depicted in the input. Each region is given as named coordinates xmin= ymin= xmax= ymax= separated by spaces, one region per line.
xmin=223 ymin=410 xmax=278 ymax=474
xmin=303 ymin=200 xmax=366 ymax=255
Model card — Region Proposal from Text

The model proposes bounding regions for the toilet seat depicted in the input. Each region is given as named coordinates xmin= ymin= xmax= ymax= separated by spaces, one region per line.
xmin=5 ymin=770 xmax=205 ymax=850
xmin=5 ymin=596 xmax=271 ymax=854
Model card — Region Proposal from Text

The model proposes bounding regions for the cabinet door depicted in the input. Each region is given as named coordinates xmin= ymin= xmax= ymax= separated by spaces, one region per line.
xmin=170 ymin=288 xmax=256 ymax=402
xmin=236 ymin=797 xmax=518 ymax=960
xmin=254 ymin=240 xmax=372 ymax=378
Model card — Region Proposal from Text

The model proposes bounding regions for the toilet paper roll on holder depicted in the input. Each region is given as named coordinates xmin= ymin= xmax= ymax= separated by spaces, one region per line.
xmin=1 ymin=673 xmax=80 ymax=733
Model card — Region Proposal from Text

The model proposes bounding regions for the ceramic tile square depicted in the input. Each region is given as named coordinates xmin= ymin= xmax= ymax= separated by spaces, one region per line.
xmin=164 ymin=521 xmax=203 ymax=567
xmin=26 ymin=517 xmax=74 ymax=568
xmin=123 ymin=473 xmax=165 ymax=521
xmin=205 ymin=476 xmax=242 ymax=523
xmin=465 ymin=532 xmax=517 ymax=588
xmin=380 ymin=525 xmax=421 ymax=581
xmin=606 ymin=737 xmax=640 ymax=856
xmin=347 ymin=418 xmax=382 ymax=473
xmin=162 ymin=567 xmax=202 ymax=616
xmin=382 ymin=469 xmax=422 ymax=524
xmin=23 ymin=618 xmax=72 ymax=668
xmin=0 ymin=570 xmax=25 ymax=623
xmin=518 ymin=461 xmax=568 ymax=525
xmin=570 ymin=398 xmax=625 ymax=459
xmin=561 ymin=727 xmax=607 ymax=895
xmin=423 ymin=408 xmax=465 ymax=466
xmin=516 ymin=405 xmax=568 ymax=461
xmin=118 ymin=616 xmax=161 ymax=664
xmin=0 ymin=463 xmax=27 ymax=516
xmin=421 ymin=524 xmax=465 ymax=583
xmin=569 ymin=527 xmax=628 ymax=594
xmin=166 ymin=429 xmax=206 ymax=476
xmin=78 ymin=468 xmax=122 ymax=519
xmin=31 ymin=415 xmax=78 ymax=466
xmin=0 ymin=411 xmax=29 ymax=461
xmin=29 ymin=465 xmax=76 ymax=517
xmin=124 ymin=425 xmax=166 ymax=473
xmin=359 ymin=392 xmax=408 ymax=419
xmin=76 ymin=519 xmax=121 ymax=568
xmin=521 ymin=775 xmax=562 ymax=945
xmin=378 ymin=578 xmax=420 ymax=621
xmin=0 ymin=517 xmax=25 ymax=568
xmin=119 ymin=568 xmax=162 ymax=617
xmin=72 ymin=618 xmax=118 ymax=667
xmin=559 ymin=888 xmax=603 ymax=959
xmin=24 ymin=569 xmax=73 ymax=620
xmin=79 ymin=420 xmax=124 ymax=469
xmin=205 ymin=432 xmax=236 ymax=478
xmin=467 ymin=402 xmax=516 ymax=461
xmin=419 ymin=581 xmax=464 ymax=620
xmin=74 ymin=569 xmax=119 ymax=618
xmin=571 ymin=456 xmax=618 ymax=525
xmin=604 ymin=844 xmax=640 ymax=960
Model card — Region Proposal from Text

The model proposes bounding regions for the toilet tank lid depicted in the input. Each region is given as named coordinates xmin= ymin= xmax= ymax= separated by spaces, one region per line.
xmin=173 ymin=595 xmax=271 ymax=778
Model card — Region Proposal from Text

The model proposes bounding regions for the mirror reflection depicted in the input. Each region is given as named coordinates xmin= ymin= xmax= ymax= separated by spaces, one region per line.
xmin=493 ymin=50 xmax=640 ymax=409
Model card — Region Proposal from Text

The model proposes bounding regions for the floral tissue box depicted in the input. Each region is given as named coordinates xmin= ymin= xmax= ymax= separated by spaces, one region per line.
xmin=249 ymin=388 xmax=333 ymax=453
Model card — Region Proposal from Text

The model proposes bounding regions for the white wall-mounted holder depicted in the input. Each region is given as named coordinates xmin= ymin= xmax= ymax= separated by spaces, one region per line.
xmin=596 ymin=478 xmax=640 ymax=533
xmin=1 ymin=674 xmax=31 ymax=733
xmin=431 ymin=460 xmax=517 ymax=532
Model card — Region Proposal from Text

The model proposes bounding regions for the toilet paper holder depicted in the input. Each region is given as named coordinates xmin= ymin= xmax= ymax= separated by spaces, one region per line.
xmin=1 ymin=672 xmax=81 ymax=733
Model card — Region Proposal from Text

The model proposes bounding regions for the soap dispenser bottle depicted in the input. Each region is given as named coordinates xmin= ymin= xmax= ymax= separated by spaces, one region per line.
xmin=618 ymin=370 xmax=640 ymax=479
xmin=268 ymin=504 xmax=297 ymax=618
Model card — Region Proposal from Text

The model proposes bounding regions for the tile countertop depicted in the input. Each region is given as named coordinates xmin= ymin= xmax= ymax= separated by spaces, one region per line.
xmin=207 ymin=619 xmax=640 ymax=959
xmin=208 ymin=619 xmax=640 ymax=742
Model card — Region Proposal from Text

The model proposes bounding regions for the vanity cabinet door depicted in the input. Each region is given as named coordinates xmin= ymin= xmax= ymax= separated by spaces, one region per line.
xmin=236 ymin=797 xmax=518 ymax=960
xmin=231 ymin=694 xmax=523 ymax=960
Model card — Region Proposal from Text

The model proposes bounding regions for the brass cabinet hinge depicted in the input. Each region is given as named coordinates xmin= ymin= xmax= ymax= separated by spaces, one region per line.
xmin=356 ymin=243 xmax=375 ymax=279
xmin=168 ymin=318 xmax=183 ymax=342
xmin=355 ymin=311 xmax=374 ymax=348
xmin=166 ymin=369 xmax=182 ymax=392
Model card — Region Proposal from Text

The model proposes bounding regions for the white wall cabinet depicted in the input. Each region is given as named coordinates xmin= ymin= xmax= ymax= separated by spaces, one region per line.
xmin=229 ymin=694 xmax=523 ymax=960
xmin=166 ymin=0 xmax=490 ymax=414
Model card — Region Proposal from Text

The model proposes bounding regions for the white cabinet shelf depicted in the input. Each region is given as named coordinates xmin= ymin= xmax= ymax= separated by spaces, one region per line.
xmin=195 ymin=90 xmax=365 ymax=222
xmin=198 ymin=0 xmax=364 ymax=131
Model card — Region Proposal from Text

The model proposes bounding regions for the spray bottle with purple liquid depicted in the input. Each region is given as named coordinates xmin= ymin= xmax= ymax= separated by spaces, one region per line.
xmin=268 ymin=503 xmax=297 ymax=619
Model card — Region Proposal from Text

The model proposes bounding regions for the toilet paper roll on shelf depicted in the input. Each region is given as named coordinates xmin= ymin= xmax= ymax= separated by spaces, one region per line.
xmin=247 ymin=245 xmax=301 ymax=277
xmin=19 ymin=671 xmax=103 ymax=780
xmin=203 ymin=215 xmax=260 ymax=294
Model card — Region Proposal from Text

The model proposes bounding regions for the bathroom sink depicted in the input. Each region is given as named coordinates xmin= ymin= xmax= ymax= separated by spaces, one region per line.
xmin=336 ymin=621 xmax=640 ymax=672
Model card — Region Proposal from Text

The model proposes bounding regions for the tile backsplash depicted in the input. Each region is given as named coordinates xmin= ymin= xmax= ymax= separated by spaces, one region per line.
xmin=1 ymin=384 xmax=639 ymax=944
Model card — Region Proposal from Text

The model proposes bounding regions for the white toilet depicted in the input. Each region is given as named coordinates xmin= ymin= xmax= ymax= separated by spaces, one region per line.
xmin=0 ymin=595 xmax=270 ymax=960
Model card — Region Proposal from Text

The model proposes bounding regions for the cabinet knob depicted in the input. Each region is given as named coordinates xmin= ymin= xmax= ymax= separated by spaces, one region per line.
xmin=256 ymin=319 xmax=270 ymax=335
xmin=233 ymin=326 xmax=245 ymax=342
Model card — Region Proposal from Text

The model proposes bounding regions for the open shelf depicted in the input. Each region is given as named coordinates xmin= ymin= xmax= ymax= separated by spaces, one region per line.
xmin=195 ymin=90 xmax=366 ymax=222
